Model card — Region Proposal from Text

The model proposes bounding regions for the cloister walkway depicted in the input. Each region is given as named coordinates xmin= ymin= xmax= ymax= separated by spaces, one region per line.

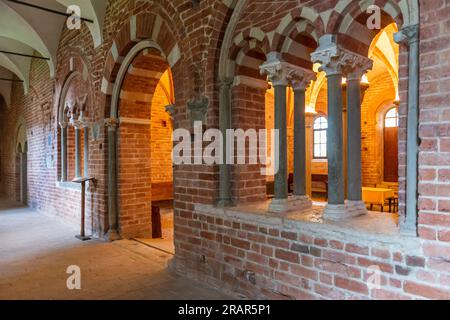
xmin=0 ymin=198 xmax=230 ymax=300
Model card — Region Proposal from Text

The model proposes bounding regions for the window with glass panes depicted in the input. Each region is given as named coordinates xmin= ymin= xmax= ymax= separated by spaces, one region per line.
xmin=313 ymin=116 xmax=327 ymax=159
xmin=384 ymin=108 xmax=399 ymax=128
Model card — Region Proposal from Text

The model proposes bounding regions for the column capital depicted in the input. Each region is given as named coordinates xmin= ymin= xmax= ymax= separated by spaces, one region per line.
xmin=218 ymin=77 xmax=234 ymax=88
xmin=341 ymin=54 xmax=373 ymax=81
xmin=394 ymin=24 xmax=419 ymax=46
xmin=311 ymin=34 xmax=372 ymax=78
xmin=59 ymin=121 xmax=68 ymax=129
xmin=104 ymin=117 xmax=119 ymax=131
xmin=71 ymin=119 xmax=84 ymax=129
xmin=287 ymin=67 xmax=317 ymax=91
xmin=259 ymin=52 xmax=289 ymax=86
xmin=165 ymin=104 xmax=175 ymax=120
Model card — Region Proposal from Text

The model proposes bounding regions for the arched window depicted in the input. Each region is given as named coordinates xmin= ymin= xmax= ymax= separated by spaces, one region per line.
xmin=385 ymin=107 xmax=399 ymax=128
xmin=313 ymin=116 xmax=327 ymax=159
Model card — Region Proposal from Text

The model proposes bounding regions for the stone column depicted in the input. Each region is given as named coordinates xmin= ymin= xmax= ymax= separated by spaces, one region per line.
xmin=59 ymin=122 xmax=68 ymax=181
xmin=83 ymin=123 xmax=89 ymax=178
xmin=261 ymin=52 xmax=316 ymax=213
xmin=289 ymin=68 xmax=316 ymax=209
xmin=105 ymin=118 xmax=120 ymax=241
xmin=395 ymin=24 xmax=420 ymax=236
xmin=260 ymin=53 xmax=289 ymax=212
xmin=73 ymin=121 xmax=82 ymax=179
xmin=305 ymin=112 xmax=315 ymax=197
xmin=343 ymin=56 xmax=373 ymax=216
xmin=217 ymin=78 xmax=233 ymax=207
xmin=311 ymin=35 xmax=347 ymax=219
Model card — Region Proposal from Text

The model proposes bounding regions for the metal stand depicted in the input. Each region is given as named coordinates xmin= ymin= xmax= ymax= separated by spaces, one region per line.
xmin=72 ymin=177 xmax=95 ymax=241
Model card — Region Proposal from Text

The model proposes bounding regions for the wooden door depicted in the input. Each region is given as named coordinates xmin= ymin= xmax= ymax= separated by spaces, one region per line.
xmin=384 ymin=127 xmax=398 ymax=182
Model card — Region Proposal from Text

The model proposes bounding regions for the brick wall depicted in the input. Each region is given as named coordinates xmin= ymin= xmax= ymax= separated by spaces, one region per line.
xmin=1 ymin=0 xmax=450 ymax=300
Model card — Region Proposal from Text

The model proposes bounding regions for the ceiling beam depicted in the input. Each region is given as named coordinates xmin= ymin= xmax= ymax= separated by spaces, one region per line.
xmin=0 ymin=50 xmax=50 ymax=60
xmin=6 ymin=0 xmax=94 ymax=23
xmin=0 ymin=77 xmax=24 ymax=82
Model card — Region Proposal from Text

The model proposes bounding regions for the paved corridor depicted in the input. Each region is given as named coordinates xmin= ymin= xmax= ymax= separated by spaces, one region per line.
xmin=0 ymin=198 xmax=230 ymax=300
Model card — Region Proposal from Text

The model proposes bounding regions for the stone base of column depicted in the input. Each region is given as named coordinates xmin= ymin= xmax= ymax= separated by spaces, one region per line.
xmin=268 ymin=195 xmax=312 ymax=213
xmin=217 ymin=198 xmax=234 ymax=208
xmin=323 ymin=201 xmax=367 ymax=220
xmin=400 ymin=221 xmax=418 ymax=237
xmin=105 ymin=229 xmax=121 ymax=241
xmin=345 ymin=200 xmax=368 ymax=217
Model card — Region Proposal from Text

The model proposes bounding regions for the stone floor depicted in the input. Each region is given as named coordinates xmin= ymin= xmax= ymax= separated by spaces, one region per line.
xmin=0 ymin=198 xmax=230 ymax=300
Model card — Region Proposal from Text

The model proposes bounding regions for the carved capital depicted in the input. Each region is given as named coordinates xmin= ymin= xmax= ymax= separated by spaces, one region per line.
xmin=341 ymin=53 xmax=373 ymax=81
xmin=218 ymin=77 xmax=234 ymax=88
xmin=165 ymin=104 xmax=175 ymax=120
xmin=59 ymin=121 xmax=68 ymax=129
xmin=394 ymin=24 xmax=419 ymax=46
xmin=187 ymin=96 xmax=208 ymax=126
xmin=259 ymin=52 xmax=289 ymax=86
xmin=311 ymin=35 xmax=373 ymax=79
xmin=287 ymin=67 xmax=317 ymax=91
xmin=71 ymin=119 xmax=84 ymax=129
xmin=104 ymin=117 xmax=119 ymax=131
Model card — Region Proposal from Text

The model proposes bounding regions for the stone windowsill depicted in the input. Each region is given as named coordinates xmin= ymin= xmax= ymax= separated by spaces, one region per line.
xmin=196 ymin=201 xmax=422 ymax=255
xmin=56 ymin=181 xmax=82 ymax=191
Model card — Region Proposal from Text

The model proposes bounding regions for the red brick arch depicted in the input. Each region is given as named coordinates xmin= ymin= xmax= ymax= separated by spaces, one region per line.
xmin=100 ymin=10 xmax=190 ymax=239
xmin=327 ymin=0 xmax=405 ymax=56
xmin=270 ymin=7 xmax=324 ymax=53
xmin=103 ymin=12 xmax=183 ymax=97
xmin=229 ymin=32 xmax=270 ymax=82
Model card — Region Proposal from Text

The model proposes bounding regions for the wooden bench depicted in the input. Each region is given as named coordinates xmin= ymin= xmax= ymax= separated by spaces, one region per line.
xmin=151 ymin=182 xmax=173 ymax=201
xmin=312 ymin=174 xmax=328 ymax=197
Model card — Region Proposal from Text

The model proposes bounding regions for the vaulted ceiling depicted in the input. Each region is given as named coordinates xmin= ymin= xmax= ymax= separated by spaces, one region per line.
xmin=0 ymin=0 xmax=106 ymax=105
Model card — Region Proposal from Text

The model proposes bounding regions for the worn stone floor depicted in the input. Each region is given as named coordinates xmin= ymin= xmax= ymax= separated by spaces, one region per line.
xmin=0 ymin=198 xmax=230 ymax=300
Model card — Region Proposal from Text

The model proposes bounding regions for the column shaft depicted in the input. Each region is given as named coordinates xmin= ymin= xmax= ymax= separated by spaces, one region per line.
xmin=61 ymin=126 xmax=67 ymax=181
xmin=403 ymin=39 xmax=419 ymax=235
xmin=107 ymin=124 xmax=119 ymax=239
xmin=218 ymin=80 xmax=232 ymax=206
xmin=305 ymin=115 xmax=314 ymax=197
xmin=75 ymin=127 xmax=82 ymax=179
xmin=274 ymin=85 xmax=288 ymax=200
xmin=84 ymin=127 xmax=89 ymax=178
xmin=293 ymin=88 xmax=306 ymax=196
xmin=347 ymin=78 xmax=363 ymax=201
xmin=327 ymin=74 xmax=345 ymax=205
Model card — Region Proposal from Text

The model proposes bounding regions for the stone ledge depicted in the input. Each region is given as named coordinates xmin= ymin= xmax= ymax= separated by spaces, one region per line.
xmin=56 ymin=181 xmax=82 ymax=191
xmin=194 ymin=203 xmax=422 ymax=255
xmin=268 ymin=195 xmax=312 ymax=213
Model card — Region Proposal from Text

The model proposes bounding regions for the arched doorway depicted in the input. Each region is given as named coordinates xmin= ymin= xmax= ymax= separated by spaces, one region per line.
xmin=111 ymin=41 xmax=175 ymax=252
xmin=15 ymin=122 xmax=27 ymax=205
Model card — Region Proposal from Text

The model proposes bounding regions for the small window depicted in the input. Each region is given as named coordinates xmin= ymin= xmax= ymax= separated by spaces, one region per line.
xmin=313 ymin=116 xmax=327 ymax=159
xmin=385 ymin=108 xmax=399 ymax=128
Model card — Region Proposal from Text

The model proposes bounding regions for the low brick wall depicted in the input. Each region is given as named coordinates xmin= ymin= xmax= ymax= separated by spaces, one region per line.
xmin=171 ymin=205 xmax=450 ymax=300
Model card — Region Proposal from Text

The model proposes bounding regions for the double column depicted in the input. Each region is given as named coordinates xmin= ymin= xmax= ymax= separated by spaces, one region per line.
xmin=311 ymin=35 xmax=372 ymax=219
xmin=260 ymin=52 xmax=315 ymax=213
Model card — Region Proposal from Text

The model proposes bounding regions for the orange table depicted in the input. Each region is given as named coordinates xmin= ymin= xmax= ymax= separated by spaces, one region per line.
xmin=362 ymin=187 xmax=395 ymax=212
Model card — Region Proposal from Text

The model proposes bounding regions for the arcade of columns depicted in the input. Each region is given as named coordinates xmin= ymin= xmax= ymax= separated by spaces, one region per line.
xmin=259 ymin=35 xmax=374 ymax=219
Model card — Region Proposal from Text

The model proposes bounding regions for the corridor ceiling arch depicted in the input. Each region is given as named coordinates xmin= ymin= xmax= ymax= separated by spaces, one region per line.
xmin=0 ymin=0 xmax=106 ymax=98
